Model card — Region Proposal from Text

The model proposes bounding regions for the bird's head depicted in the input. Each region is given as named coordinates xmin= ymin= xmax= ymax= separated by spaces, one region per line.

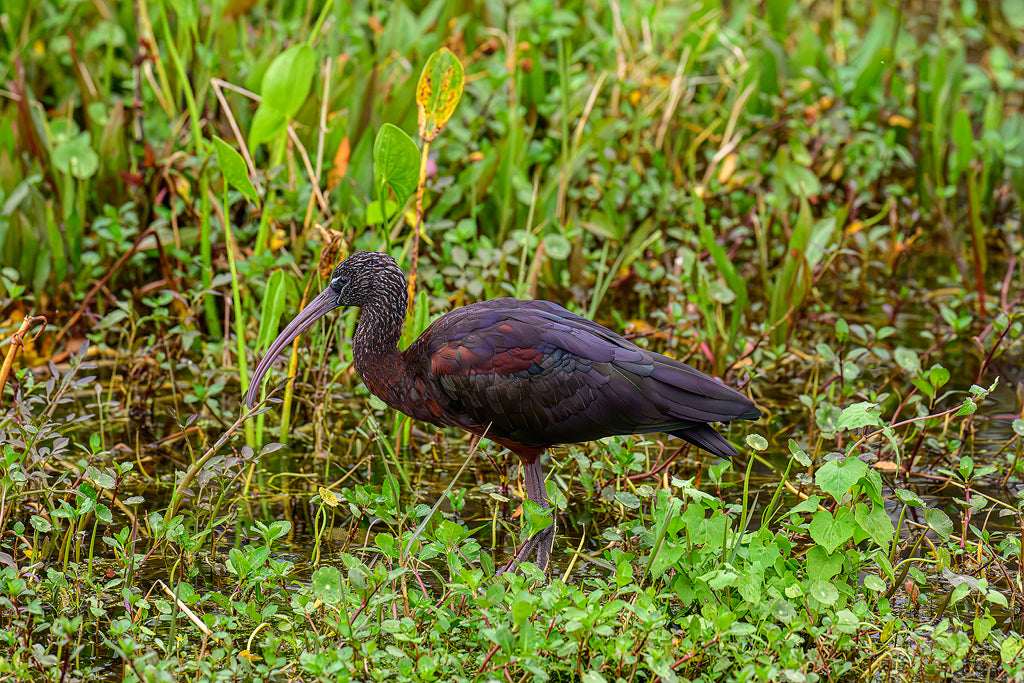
xmin=244 ymin=251 xmax=407 ymax=408
xmin=324 ymin=251 xmax=406 ymax=308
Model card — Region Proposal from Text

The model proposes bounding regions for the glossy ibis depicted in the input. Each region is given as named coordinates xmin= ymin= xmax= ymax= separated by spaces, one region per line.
xmin=245 ymin=251 xmax=760 ymax=572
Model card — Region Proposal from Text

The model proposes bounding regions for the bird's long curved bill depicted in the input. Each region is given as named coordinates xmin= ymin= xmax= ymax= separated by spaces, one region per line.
xmin=244 ymin=288 xmax=342 ymax=408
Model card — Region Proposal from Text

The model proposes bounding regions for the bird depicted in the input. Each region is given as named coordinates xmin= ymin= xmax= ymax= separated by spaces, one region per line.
xmin=245 ymin=251 xmax=760 ymax=573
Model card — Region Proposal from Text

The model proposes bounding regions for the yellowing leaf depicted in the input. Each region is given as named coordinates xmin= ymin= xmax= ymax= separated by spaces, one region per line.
xmin=319 ymin=486 xmax=339 ymax=508
xmin=888 ymin=114 xmax=913 ymax=128
xmin=416 ymin=48 xmax=464 ymax=142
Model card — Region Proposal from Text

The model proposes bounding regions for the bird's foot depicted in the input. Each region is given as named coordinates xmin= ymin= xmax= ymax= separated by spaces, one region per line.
xmin=496 ymin=525 xmax=555 ymax=578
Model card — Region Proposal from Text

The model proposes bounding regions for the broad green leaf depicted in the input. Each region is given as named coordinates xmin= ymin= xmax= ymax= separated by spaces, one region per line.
xmin=805 ymin=545 xmax=843 ymax=582
xmin=949 ymin=582 xmax=971 ymax=605
xmin=228 ymin=547 xmax=251 ymax=577
xmin=53 ymin=132 xmax=99 ymax=179
xmin=808 ymin=580 xmax=840 ymax=606
xmin=648 ymin=541 xmax=685 ymax=579
xmin=261 ymin=44 xmax=316 ymax=119
xmin=366 ymin=199 xmax=399 ymax=225
xmin=955 ymin=397 xmax=977 ymax=417
xmin=30 ymin=514 xmax=53 ymax=532
xmin=854 ymin=502 xmax=895 ymax=552
xmin=1002 ymin=637 xmax=1023 ymax=666
xmin=894 ymin=488 xmax=924 ymax=507
xmin=248 ymin=44 xmax=316 ymax=149
xmin=416 ymin=48 xmax=464 ymax=141
xmin=787 ymin=495 xmax=821 ymax=516
xmin=911 ymin=377 xmax=936 ymax=398
xmin=373 ymin=123 xmax=420 ymax=208
xmin=893 ymin=347 xmax=920 ymax=375
xmin=770 ymin=599 xmax=797 ymax=623
xmin=248 ymin=106 xmax=287 ymax=151
xmin=95 ymin=503 xmax=112 ymax=524
xmin=924 ymin=507 xmax=953 ymax=541
xmin=614 ymin=491 xmax=640 ymax=509
xmin=835 ymin=401 xmax=883 ymax=431
xmin=745 ymin=433 xmax=768 ymax=451
xmin=311 ymin=566 xmax=343 ymax=603
xmin=815 ymin=457 xmax=868 ymax=501
xmin=809 ymin=507 xmax=856 ymax=554
xmin=987 ymin=590 xmax=1009 ymax=608
xmin=863 ymin=575 xmax=886 ymax=592
xmin=212 ymin=136 xmax=259 ymax=204
xmin=974 ymin=614 xmax=995 ymax=642
xmin=542 ymin=233 xmax=571 ymax=260
xmin=834 ymin=609 xmax=859 ymax=634
xmin=788 ymin=438 xmax=811 ymax=466
xmin=1004 ymin=0 xmax=1024 ymax=28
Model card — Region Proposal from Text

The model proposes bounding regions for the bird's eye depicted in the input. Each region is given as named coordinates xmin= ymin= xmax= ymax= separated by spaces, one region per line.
xmin=331 ymin=275 xmax=348 ymax=291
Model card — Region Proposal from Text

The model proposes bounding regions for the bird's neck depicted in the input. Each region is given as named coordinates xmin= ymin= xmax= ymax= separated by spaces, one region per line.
xmin=353 ymin=297 xmax=406 ymax=361
xmin=351 ymin=285 xmax=409 ymax=405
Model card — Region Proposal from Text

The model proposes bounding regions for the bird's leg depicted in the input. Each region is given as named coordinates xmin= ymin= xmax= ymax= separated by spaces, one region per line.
xmin=500 ymin=457 xmax=556 ymax=575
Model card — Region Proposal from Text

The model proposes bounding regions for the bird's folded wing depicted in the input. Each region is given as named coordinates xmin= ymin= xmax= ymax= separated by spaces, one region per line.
xmin=423 ymin=300 xmax=755 ymax=448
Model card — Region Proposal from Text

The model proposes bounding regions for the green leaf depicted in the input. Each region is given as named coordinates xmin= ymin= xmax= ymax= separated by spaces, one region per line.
xmin=614 ymin=491 xmax=640 ymax=509
xmin=373 ymin=123 xmax=420 ymax=208
xmin=808 ymin=580 xmax=839 ymax=606
xmin=366 ymin=199 xmax=399 ymax=225
xmin=986 ymin=589 xmax=1008 ymax=608
xmin=809 ymin=508 xmax=856 ymax=554
xmin=835 ymin=402 xmax=883 ymax=431
xmin=248 ymin=107 xmax=286 ymax=152
xmin=30 ymin=515 xmax=53 ymax=533
xmin=955 ymin=398 xmax=977 ymax=417
xmin=815 ymin=458 xmax=868 ymax=501
xmin=911 ymin=377 xmax=936 ymax=398
xmin=894 ymin=488 xmax=924 ymax=507
xmin=542 ymin=233 xmax=572 ymax=260
xmin=248 ymin=44 xmax=316 ymax=150
xmin=416 ymin=48 xmax=464 ymax=142
xmin=53 ymin=132 xmax=99 ymax=179
xmin=854 ymin=502 xmax=895 ymax=552
xmin=835 ymin=318 xmax=849 ymax=343
xmin=745 ymin=433 xmax=768 ymax=451
xmin=924 ymin=507 xmax=953 ymax=541
xmin=788 ymin=438 xmax=811 ymax=466
xmin=212 ymin=136 xmax=259 ymax=204
xmin=973 ymin=614 xmax=995 ymax=642
xmin=311 ymin=566 xmax=343 ymax=604
xmin=261 ymin=44 xmax=316 ymax=120
xmin=787 ymin=495 xmax=821 ymax=516
xmin=1002 ymin=636 xmax=1023 ymax=666
xmin=1003 ymin=0 xmax=1024 ymax=28
xmin=805 ymin=545 xmax=844 ymax=582
xmin=834 ymin=609 xmax=859 ymax=634
xmin=227 ymin=547 xmax=250 ymax=578
xmin=893 ymin=347 xmax=920 ymax=375
xmin=929 ymin=364 xmax=950 ymax=389
xmin=863 ymin=575 xmax=886 ymax=593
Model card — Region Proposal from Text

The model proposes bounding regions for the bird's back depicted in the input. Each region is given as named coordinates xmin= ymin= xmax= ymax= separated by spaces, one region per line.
xmin=403 ymin=298 xmax=758 ymax=458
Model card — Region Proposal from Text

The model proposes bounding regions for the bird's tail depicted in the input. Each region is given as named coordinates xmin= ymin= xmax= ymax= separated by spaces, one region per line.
xmin=671 ymin=424 xmax=738 ymax=459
